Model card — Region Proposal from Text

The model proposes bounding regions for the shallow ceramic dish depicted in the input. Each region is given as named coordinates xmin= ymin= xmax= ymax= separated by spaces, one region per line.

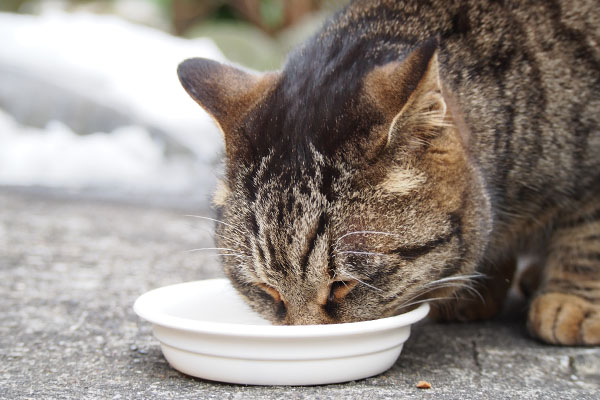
xmin=133 ymin=279 xmax=429 ymax=386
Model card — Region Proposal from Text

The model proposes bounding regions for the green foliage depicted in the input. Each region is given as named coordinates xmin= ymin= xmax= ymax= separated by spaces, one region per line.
xmin=258 ymin=0 xmax=284 ymax=30
xmin=212 ymin=4 xmax=238 ymax=22
xmin=0 ymin=0 xmax=29 ymax=12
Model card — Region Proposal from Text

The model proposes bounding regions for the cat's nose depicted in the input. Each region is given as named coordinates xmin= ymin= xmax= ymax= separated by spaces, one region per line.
xmin=284 ymin=303 xmax=334 ymax=325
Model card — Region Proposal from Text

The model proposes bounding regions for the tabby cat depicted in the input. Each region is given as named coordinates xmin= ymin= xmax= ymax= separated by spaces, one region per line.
xmin=178 ymin=0 xmax=600 ymax=345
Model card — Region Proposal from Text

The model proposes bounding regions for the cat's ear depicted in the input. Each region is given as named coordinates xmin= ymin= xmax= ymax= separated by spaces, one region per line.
xmin=363 ymin=38 xmax=451 ymax=149
xmin=177 ymin=58 xmax=278 ymax=140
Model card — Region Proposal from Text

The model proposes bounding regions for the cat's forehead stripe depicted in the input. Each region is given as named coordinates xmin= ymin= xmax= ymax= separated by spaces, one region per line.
xmin=300 ymin=213 xmax=329 ymax=277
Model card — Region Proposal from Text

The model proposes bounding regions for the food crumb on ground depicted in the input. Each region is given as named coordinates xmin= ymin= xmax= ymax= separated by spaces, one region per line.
xmin=416 ymin=380 xmax=432 ymax=389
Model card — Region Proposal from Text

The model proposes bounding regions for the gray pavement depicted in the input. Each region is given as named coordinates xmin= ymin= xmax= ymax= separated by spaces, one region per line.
xmin=1 ymin=189 xmax=598 ymax=399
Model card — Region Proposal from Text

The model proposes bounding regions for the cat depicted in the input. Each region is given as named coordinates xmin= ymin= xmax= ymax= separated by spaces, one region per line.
xmin=177 ymin=0 xmax=600 ymax=345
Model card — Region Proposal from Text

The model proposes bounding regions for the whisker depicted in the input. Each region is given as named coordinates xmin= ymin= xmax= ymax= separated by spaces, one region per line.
xmin=423 ymin=273 xmax=486 ymax=288
xmin=396 ymin=296 xmax=452 ymax=311
xmin=185 ymin=247 xmax=241 ymax=254
xmin=458 ymin=283 xmax=485 ymax=303
xmin=337 ymin=270 xmax=384 ymax=292
xmin=390 ymin=282 xmax=473 ymax=306
xmin=185 ymin=215 xmax=247 ymax=237
xmin=392 ymin=291 xmax=481 ymax=314
xmin=423 ymin=273 xmax=486 ymax=303
xmin=193 ymin=225 xmax=254 ymax=255
xmin=184 ymin=247 xmax=249 ymax=256
xmin=384 ymin=274 xmax=482 ymax=310
xmin=195 ymin=253 xmax=253 ymax=260
xmin=422 ymin=281 xmax=478 ymax=292
xmin=216 ymin=253 xmax=253 ymax=259
xmin=213 ymin=231 xmax=253 ymax=252
xmin=334 ymin=250 xmax=389 ymax=257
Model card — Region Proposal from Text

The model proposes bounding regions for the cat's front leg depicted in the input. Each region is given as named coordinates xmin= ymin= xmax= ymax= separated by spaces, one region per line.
xmin=527 ymin=200 xmax=600 ymax=345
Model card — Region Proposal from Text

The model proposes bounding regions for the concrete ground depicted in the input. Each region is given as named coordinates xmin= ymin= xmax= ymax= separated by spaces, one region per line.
xmin=1 ymin=189 xmax=598 ymax=399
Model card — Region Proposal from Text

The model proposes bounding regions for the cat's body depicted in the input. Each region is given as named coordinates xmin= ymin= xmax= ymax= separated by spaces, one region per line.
xmin=179 ymin=0 xmax=600 ymax=345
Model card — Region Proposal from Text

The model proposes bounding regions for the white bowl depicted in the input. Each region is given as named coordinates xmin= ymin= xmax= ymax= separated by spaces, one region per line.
xmin=133 ymin=279 xmax=429 ymax=386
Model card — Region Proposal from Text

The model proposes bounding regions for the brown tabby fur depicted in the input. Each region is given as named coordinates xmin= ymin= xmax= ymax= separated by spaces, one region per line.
xmin=178 ymin=0 xmax=600 ymax=345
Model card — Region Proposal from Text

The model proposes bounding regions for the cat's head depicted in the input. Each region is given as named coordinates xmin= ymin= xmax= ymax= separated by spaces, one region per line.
xmin=178 ymin=39 xmax=492 ymax=324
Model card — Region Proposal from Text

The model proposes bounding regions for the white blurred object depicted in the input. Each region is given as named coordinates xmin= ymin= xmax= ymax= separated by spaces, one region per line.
xmin=0 ymin=11 xmax=231 ymax=203
xmin=0 ymin=109 xmax=200 ymax=193
xmin=19 ymin=0 xmax=168 ymax=30
xmin=0 ymin=10 xmax=226 ymax=160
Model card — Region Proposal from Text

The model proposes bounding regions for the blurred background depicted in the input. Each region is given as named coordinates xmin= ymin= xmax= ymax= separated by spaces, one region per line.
xmin=0 ymin=0 xmax=349 ymax=209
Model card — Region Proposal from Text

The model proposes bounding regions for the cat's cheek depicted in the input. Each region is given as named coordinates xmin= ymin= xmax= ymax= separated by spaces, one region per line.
xmin=212 ymin=179 xmax=230 ymax=207
xmin=248 ymin=295 xmax=281 ymax=323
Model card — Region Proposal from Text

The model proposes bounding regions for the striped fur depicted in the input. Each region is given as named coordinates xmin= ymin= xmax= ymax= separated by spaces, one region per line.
xmin=178 ymin=0 xmax=600 ymax=345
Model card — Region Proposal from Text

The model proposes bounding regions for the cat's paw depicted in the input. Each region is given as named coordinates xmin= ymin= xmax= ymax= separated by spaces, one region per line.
xmin=528 ymin=292 xmax=600 ymax=345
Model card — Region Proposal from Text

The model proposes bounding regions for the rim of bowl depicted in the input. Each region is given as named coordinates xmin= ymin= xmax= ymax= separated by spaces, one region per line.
xmin=133 ymin=279 xmax=430 ymax=338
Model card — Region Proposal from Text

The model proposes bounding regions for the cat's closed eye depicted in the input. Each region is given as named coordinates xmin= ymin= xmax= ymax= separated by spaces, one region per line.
xmin=257 ymin=283 xmax=281 ymax=302
xmin=256 ymin=283 xmax=287 ymax=319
